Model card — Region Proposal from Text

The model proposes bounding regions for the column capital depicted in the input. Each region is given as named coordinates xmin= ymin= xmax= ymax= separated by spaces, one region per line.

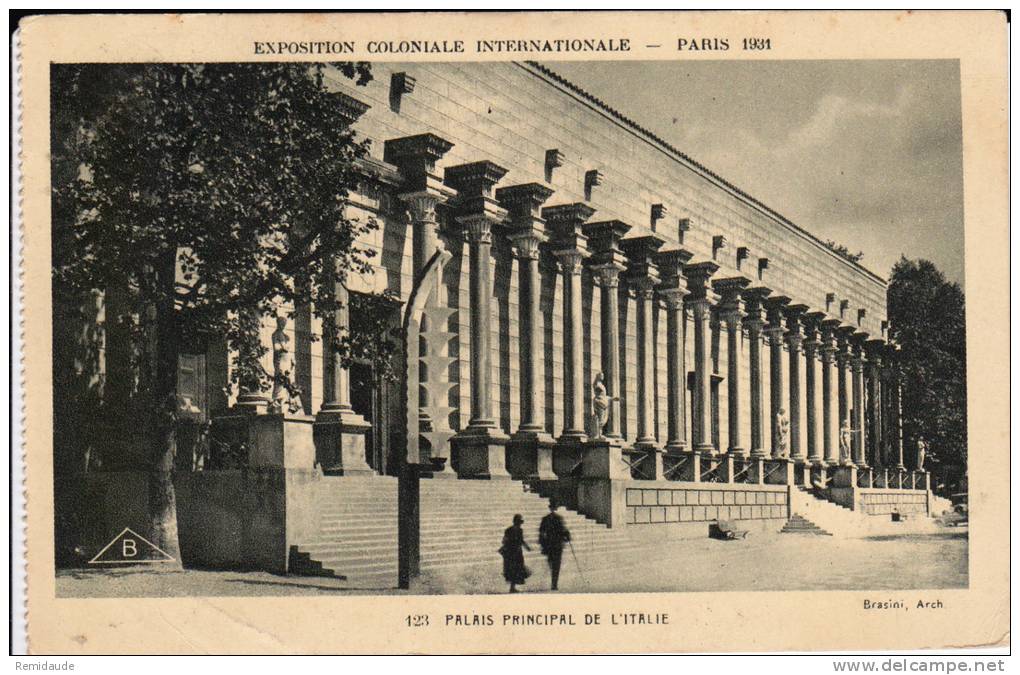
xmin=497 ymin=182 xmax=554 ymax=255
xmin=621 ymin=234 xmax=666 ymax=288
xmin=496 ymin=182 xmax=555 ymax=222
xmin=654 ymin=247 xmax=695 ymax=287
xmin=658 ymin=286 xmax=689 ymax=309
xmin=544 ymin=202 xmax=595 ymax=253
xmin=554 ymin=248 xmax=588 ymax=275
xmin=684 ymin=260 xmax=721 ymax=303
xmin=399 ymin=186 xmax=457 ymax=223
xmin=508 ymin=231 xmax=546 ymax=260
xmin=713 ymin=276 xmax=751 ymax=325
xmin=592 ymin=263 xmax=624 ymax=288
xmin=445 ymin=160 xmax=510 ymax=225
xmin=384 ymin=132 xmax=455 ymax=191
xmin=742 ymin=286 xmax=772 ymax=330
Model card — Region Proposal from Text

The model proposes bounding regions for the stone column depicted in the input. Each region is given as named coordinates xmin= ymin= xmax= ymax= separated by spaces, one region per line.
xmin=585 ymin=220 xmax=637 ymax=444
xmin=820 ymin=321 xmax=839 ymax=464
xmin=315 ymin=279 xmax=373 ymax=475
xmin=685 ymin=262 xmax=720 ymax=454
xmin=866 ymin=340 xmax=885 ymax=468
xmin=764 ymin=296 xmax=790 ymax=458
xmin=623 ymin=235 xmax=666 ymax=479
xmin=661 ymin=289 xmax=688 ymax=450
xmin=851 ymin=338 xmax=867 ymax=466
xmin=595 ymin=266 xmax=625 ymax=438
xmin=715 ymin=278 xmax=751 ymax=456
xmin=544 ymin=203 xmax=595 ymax=453
xmin=446 ymin=161 xmax=512 ymax=479
xmin=889 ymin=346 xmax=905 ymax=469
xmin=743 ymin=289 xmax=771 ymax=458
xmin=785 ymin=305 xmax=808 ymax=461
xmin=803 ymin=312 xmax=825 ymax=465
xmin=497 ymin=183 xmax=556 ymax=480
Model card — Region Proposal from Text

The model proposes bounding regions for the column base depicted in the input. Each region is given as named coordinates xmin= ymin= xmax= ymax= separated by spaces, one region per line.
xmin=833 ymin=465 xmax=858 ymax=488
xmin=507 ymin=430 xmax=556 ymax=481
xmin=314 ymin=408 xmax=373 ymax=476
xmin=452 ymin=426 xmax=510 ymax=479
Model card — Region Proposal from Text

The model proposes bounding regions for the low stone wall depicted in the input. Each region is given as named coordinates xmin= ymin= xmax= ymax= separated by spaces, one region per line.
xmin=624 ymin=482 xmax=789 ymax=526
xmin=857 ymin=489 xmax=928 ymax=516
xmin=828 ymin=486 xmax=930 ymax=516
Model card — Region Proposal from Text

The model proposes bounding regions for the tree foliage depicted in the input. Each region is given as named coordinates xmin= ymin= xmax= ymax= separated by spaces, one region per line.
xmin=887 ymin=257 xmax=967 ymax=492
xmin=824 ymin=239 xmax=865 ymax=263
xmin=50 ymin=61 xmax=380 ymax=562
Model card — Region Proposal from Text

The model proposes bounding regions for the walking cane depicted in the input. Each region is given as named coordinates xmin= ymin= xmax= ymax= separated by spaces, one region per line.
xmin=568 ymin=540 xmax=587 ymax=585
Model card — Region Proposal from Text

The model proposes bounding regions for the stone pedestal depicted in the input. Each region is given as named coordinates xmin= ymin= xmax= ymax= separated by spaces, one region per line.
xmin=453 ymin=427 xmax=510 ymax=480
xmin=748 ymin=457 xmax=766 ymax=485
xmin=583 ymin=438 xmax=628 ymax=480
xmin=314 ymin=409 xmax=373 ymax=476
xmin=507 ymin=431 xmax=556 ymax=481
xmin=764 ymin=458 xmax=794 ymax=485
xmin=716 ymin=454 xmax=736 ymax=483
xmin=633 ymin=444 xmax=663 ymax=480
xmin=833 ymin=464 xmax=857 ymax=488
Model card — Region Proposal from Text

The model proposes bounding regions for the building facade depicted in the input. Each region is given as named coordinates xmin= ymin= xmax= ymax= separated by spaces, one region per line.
xmin=59 ymin=61 xmax=933 ymax=585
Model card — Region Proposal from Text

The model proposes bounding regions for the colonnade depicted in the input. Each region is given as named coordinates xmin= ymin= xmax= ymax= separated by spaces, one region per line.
xmin=360 ymin=133 xmax=924 ymax=489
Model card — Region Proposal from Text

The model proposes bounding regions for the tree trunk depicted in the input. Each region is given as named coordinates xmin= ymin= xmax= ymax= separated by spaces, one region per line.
xmin=148 ymin=252 xmax=183 ymax=567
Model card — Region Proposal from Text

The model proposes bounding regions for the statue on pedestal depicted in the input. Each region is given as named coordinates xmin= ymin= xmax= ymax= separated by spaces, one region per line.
xmin=271 ymin=315 xmax=303 ymax=414
xmin=775 ymin=408 xmax=790 ymax=458
xmin=916 ymin=436 xmax=929 ymax=470
xmin=591 ymin=372 xmax=618 ymax=441
xmin=839 ymin=419 xmax=853 ymax=464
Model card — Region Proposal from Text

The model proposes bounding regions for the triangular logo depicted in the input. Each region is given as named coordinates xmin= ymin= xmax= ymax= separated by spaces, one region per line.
xmin=88 ymin=527 xmax=176 ymax=565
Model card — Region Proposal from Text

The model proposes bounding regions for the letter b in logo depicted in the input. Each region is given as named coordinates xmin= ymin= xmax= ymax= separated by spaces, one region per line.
xmin=122 ymin=538 xmax=138 ymax=558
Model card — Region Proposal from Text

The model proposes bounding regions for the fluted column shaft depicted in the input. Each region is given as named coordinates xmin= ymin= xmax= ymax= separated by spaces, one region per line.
xmin=821 ymin=342 xmax=836 ymax=463
xmin=766 ymin=323 xmax=785 ymax=458
xmin=465 ymin=221 xmax=495 ymax=429
xmin=747 ymin=317 xmax=766 ymax=457
xmin=320 ymin=280 xmax=353 ymax=412
xmin=635 ymin=287 xmax=656 ymax=444
xmin=851 ymin=350 xmax=866 ymax=465
xmin=663 ymin=292 xmax=687 ymax=449
xmin=804 ymin=337 xmax=820 ymax=463
xmin=890 ymin=361 xmax=905 ymax=468
xmin=593 ymin=268 xmax=622 ymax=438
xmin=723 ymin=310 xmax=745 ymax=455
xmin=557 ymin=253 xmax=586 ymax=439
xmin=787 ymin=331 xmax=804 ymax=460
xmin=868 ymin=354 xmax=883 ymax=467
xmin=513 ymin=238 xmax=543 ymax=432
xmin=691 ymin=299 xmax=714 ymax=452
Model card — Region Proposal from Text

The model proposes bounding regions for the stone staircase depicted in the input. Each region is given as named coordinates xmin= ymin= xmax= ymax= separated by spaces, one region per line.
xmin=780 ymin=513 xmax=832 ymax=536
xmin=789 ymin=486 xmax=938 ymax=538
xmin=419 ymin=478 xmax=644 ymax=572
xmin=288 ymin=475 xmax=655 ymax=589
xmin=289 ymin=476 xmax=399 ymax=588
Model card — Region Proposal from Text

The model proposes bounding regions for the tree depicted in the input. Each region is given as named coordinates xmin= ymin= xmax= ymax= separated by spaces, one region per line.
xmin=51 ymin=62 xmax=382 ymax=564
xmin=887 ymin=257 xmax=967 ymax=494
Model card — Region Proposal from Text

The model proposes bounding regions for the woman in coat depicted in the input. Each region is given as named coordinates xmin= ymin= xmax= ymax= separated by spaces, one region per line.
xmin=500 ymin=514 xmax=531 ymax=593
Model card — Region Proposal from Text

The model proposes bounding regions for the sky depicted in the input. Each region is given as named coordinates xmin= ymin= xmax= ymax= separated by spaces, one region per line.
xmin=548 ymin=60 xmax=964 ymax=286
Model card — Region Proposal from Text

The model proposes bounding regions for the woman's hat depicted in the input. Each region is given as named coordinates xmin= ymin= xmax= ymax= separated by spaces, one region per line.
xmin=513 ymin=514 xmax=524 ymax=524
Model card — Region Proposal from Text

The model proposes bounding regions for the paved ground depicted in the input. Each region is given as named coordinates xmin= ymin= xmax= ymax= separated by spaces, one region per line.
xmin=57 ymin=527 xmax=967 ymax=597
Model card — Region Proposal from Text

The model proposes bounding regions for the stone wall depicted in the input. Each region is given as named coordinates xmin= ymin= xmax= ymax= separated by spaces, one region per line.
xmin=857 ymin=490 xmax=928 ymax=516
xmin=624 ymin=483 xmax=789 ymax=525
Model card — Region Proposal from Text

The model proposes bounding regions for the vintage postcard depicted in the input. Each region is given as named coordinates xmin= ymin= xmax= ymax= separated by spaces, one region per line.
xmin=14 ymin=10 xmax=1008 ymax=654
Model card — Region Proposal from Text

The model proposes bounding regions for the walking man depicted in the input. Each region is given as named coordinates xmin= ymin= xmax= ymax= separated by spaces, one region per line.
xmin=538 ymin=500 xmax=571 ymax=591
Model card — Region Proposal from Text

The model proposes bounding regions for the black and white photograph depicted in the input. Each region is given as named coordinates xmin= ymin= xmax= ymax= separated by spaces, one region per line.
xmin=49 ymin=56 xmax=969 ymax=598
